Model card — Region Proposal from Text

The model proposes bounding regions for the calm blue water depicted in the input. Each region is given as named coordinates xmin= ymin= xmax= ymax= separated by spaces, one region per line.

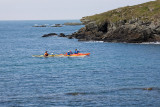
xmin=0 ymin=20 xmax=160 ymax=107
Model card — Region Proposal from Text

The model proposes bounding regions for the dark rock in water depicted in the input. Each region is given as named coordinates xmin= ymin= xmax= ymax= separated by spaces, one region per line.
xmin=66 ymin=92 xmax=85 ymax=96
xmin=49 ymin=33 xmax=58 ymax=35
xmin=67 ymin=35 xmax=73 ymax=39
xmin=58 ymin=33 xmax=66 ymax=37
xmin=42 ymin=33 xmax=58 ymax=37
xmin=143 ymin=88 xmax=153 ymax=90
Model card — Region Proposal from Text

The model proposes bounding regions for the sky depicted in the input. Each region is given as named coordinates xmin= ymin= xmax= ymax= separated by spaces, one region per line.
xmin=0 ymin=0 xmax=154 ymax=20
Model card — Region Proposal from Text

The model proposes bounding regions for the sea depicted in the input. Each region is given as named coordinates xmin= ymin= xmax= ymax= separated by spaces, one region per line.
xmin=0 ymin=20 xmax=160 ymax=107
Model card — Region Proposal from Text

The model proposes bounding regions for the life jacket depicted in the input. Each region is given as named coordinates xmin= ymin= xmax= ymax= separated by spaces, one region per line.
xmin=75 ymin=51 xmax=79 ymax=54
xmin=70 ymin=51 xmax=73 ymax=54
xmin=44 ymin=53 xmax=48 ymax=56
xmin=67 ymin=52 xmax=70 ymax=55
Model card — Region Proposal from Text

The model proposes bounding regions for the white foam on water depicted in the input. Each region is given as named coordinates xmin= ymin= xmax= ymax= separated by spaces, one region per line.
xmin=84 ymin=41 xmax=160 ymax=45
xmin=140 ymin=42 xmax=160 ymax=45
xmin=83 ymin=41 xmax=104 ymax=43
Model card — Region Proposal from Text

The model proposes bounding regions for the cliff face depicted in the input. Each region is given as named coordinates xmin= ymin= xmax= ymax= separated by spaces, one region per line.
xmin=71 ymin=0 xmax=160 ymax=43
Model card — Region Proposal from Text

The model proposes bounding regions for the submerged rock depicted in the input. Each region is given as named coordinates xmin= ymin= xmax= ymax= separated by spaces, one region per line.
xmin=143 ymin=88 xmax=153 ymax=90
xmin=66 ymin=92 xmax=85 ymax=96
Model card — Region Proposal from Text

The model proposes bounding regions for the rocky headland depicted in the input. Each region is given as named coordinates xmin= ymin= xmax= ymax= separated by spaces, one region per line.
xmin=69 ymin=0 xmax=160 ymax=43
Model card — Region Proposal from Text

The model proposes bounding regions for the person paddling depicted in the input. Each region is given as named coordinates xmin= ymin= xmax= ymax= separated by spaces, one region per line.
xmin=44 ymin=51 xmax=49 ymax=56
xmin=67 ymin=50 xmax=73 ymax=55
xmin=74 ymin=49 xmax=79 ymax=54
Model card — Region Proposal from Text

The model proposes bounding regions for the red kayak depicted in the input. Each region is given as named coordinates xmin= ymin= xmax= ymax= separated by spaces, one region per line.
xmin=62 ymin=53 xmax=90 ymax=56
xmin=32 ymin=53 xmax=90 ymax=57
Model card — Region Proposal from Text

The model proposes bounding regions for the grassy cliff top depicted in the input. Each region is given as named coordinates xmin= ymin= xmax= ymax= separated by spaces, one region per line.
xmin=84 ymin=0 xmax=160 ymax=24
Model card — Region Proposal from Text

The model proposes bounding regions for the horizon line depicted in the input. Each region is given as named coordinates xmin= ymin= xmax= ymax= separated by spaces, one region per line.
xmin=0 ymin=19 xmax=81 ymax=21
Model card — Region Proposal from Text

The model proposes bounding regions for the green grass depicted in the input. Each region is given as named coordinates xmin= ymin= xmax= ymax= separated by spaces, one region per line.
xmin=84 ymin=0 xmax=160 ymax=25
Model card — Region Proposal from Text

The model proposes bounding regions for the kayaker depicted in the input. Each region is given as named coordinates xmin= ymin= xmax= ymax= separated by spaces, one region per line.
xmin=70 ymin=50 xmax=73 ymax=54
xmin=67 ymin=51 xmax=72 ymax=55
xmin=44 ymin=51 xmax=49 ymax=56
xmin=74 ymin=49 xmax=79 ymax=54
xmin=67 ymin=51 xmax=70 ymax=55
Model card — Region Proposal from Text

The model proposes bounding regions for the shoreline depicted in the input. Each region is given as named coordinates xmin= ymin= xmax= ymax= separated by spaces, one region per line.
xmin=42 ymin=32 xmax=160 ymax=45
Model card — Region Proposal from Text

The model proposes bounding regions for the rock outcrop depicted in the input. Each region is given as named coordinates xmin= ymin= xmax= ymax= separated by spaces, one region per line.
xmin=42 ymin=33 xmax=58 ymax=37
xmin=42 ymin=33 xmax=68 ymax=38
xmin=58 ymin=33 xmax=66 ymax=37
xmin=70 ymin=0 xmax=160 ymax=43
